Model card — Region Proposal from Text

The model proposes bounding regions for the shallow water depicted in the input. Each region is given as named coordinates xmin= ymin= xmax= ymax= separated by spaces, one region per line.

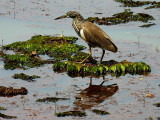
xmin=0 ymin=0 xmax=160 ymax=120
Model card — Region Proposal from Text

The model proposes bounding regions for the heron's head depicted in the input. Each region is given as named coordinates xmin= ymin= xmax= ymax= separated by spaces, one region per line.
xmin=55 ymin=11 xmax=82 ymax=20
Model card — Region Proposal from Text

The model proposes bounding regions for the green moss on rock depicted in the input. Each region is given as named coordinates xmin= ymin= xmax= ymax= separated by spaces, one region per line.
xmin=87 ymin=9 xmax=155 ymax=26
xmin=92 ymin=109 xmax=110 ymax=115
xmin=0 ymin=107 xmax=6 ymax=110
xmin=55 ymin=111 xmax=86 ymax=117
xmin=53 ymin=60 xmax=151 ymax=77
xmin=12 ymin=73 xmax=40 ymax=82
xmin=153 ymin=102 xmax=160 ymax=107
xmin=36 ymin=97 xmax=69 ymax=103
xmin=139 ymin=23 xmax=156 ymax=27
xmin=1 ymin=35 xmax=86 ymax=70
xmin=115 ymin=0 xmax=160 ymax=9
xmin=0 ymin=113 xmax=17 ymax=119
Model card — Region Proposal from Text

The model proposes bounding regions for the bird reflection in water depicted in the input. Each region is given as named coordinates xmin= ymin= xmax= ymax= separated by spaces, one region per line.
xmin=74 ymin=77 xmax=119 ymax=110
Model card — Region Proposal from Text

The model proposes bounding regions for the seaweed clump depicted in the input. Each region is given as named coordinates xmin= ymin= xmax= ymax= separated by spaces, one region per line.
xmin=0 ymin=86 xmax=28 ymax=97
xmin=92 ymin=109 xmax=110 ymax=115
xmin=0 ymin=107 xmax=16 ymax=119
xmin=53 ymin=60 xmax=151 ymax=77
xmin=139 ymin=23 xmax=156 ymax=28
xmin=36 ymin=97 xmax=69 ymax=103
xmin=87 ymin=9 xmax=154 ymax=26
xmin=0 ymin=107 xmax=6 ymax=110
xmin=2 ymin=54 xmax=44 ymax=70
xmin=115 ymin=0 xmax=160 ymax=9
xmin=1 ymin=35 xmax=86 ymax=70
xmin=55 ymin=111 xmax=86 ymax=117
xmin=12 ymin=73 xmax=40 ymax=82
xmin=153 ymin=102 xmax=160 ymax=107
xmin=0 ymin=113 xmax=17 ymax=119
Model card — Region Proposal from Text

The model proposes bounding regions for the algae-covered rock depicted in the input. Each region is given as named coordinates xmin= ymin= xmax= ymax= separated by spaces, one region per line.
xmin=55 ymin=111 xmax=86 ymax=117
xmin=0 ymin=107 xmax=6 ymax=110
xmin=87 ymin=9 xmax=155 ymax=26
xmin=2 ymin=54 xmax=44 ymax=70
xmin=139 ymin=23 xmax=156 ymax=28
xmin=1 ymin=35 xmax=86 ymax=70
xmin=36 ymin=97 xmax=69 ymax=103
xmin=53 ymin=60 xmax=151 ymax=77
xmin=115 ymin=0 xmax=160 ymax=9
xmin=0 ymin=113 xmax=17 ymax=119
xmin=153 ymin=102 xmax=160 ymax=107
xmin=92 ymin=109 xmax=110 ymax=115
xmin=0 ymin=86 xmax=28 ymax=97
xmin=12 ymin=73 xmax=40 ymax=82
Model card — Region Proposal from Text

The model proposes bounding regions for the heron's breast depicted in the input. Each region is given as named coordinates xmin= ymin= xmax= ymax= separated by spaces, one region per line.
xmin=80 ymin=29 xmax=92 ymax=46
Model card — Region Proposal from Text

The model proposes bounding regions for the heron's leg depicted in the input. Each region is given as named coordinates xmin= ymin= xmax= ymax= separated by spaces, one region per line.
xmin=100 ymin=49 xmax=105 ymax=64
xmin=89 ymin=76 xmax=92 ymax=86
xmin=81 ymin=46 xmax=92 ymax=64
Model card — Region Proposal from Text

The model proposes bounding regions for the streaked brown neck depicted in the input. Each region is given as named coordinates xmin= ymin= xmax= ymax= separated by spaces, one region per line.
xmin=72 ymin=15 xmax=85 ymax=37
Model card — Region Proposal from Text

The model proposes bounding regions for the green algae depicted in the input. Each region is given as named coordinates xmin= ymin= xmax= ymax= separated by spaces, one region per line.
xmin=55 ymin=111 xmax=86 ymax=117
xmin=1 ymin=35 xmax=86 ymax=70
xmin=0 ymin=107 xmax=6 ymax=110
xmin=0 ymin=113 xmax=17 ymax=119
xmin=139 ymin=23 xmax=156 ymax=28
xmin=12 ymin=73 xmax=40 ymax=82
xmin=145 ymin=117 xmax=153 ymax=120
xmin=2 ymin=54 xmax=44 ymax=70
xmin=92 ymin=109 xmax=110 ymax=115
xmin=53 ymin=60 xmax=151 ymax=77
xmin=115 ymin=0 xmax=160 ymax=9
xmin=69 ymin=52 xmax=92 ymax=61
xmin=2 ymin=35 xmax=85 ymax=57
xmin=87 ymin=9 xmax=155 ymax=26
xmin=1 ymin=35 xmax=151 ymax=77
xmin=153 ymin=102 xmax=160 ymax=107
xmin=36 ymin=97 xmax=69 ymax=103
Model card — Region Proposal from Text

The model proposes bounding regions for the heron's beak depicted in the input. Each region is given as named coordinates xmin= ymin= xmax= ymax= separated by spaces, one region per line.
xmin=54 ymin=14 xmax=67 ymax=20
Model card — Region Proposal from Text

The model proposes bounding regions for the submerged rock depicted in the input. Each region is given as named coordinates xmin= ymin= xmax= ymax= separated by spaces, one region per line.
xmin=139 ymin=23 xmax=156 ymax=28
xmin=55 ymin=111 xmax=86 ymax=117
xmin=153 ymin=102 xmax=160 ymax=107
xmin=36 ymin=97 xmax=69 ymax=103
xmin=0 ymin=86 xmax=28 ymax=97
xmin=92 ymin=109 xmax=110 ymax=115
xmin=0 ymin=113 xmax=17 ymax=119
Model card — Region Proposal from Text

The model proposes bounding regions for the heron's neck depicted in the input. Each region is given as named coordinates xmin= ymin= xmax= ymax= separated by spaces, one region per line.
xmin=72 ymin=16 xmax=85 ymax=37
xmin=74 ymin=15 xmax=84 ymax=21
